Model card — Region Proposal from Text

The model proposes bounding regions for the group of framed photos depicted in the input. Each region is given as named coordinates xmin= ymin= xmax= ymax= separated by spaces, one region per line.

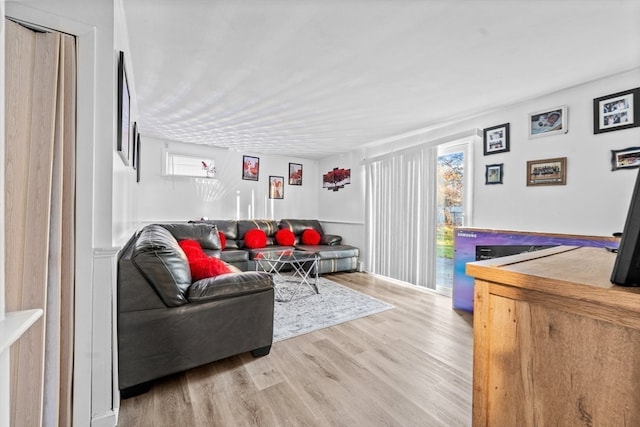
xmin=116 ymin=51 xmax=141 ymax=182
xmin=482 ymin=87 xmax=640 ymax=186
xmin=241 ymin=155 xmax=303 ymax=199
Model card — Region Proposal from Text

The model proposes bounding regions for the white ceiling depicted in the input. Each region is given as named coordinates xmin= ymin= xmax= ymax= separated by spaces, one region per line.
xmin=124 ymin=0 xmax=640 ymax=160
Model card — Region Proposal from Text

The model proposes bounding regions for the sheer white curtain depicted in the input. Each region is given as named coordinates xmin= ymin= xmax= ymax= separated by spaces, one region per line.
xmin=365 ymin=146 xmax=437 ymax=288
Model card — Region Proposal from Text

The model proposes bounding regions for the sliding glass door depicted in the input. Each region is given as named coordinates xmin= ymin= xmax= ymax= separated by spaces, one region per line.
xmin=434 ymin=142 xmax=472 ymax=295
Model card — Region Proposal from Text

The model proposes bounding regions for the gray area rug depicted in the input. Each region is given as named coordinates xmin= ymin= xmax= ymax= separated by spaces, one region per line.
xmin=272 ymin=275 xmax=394 ymax=342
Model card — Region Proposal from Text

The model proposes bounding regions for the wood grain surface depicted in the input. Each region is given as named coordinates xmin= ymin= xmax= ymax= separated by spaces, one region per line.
xmin=470 ymin=247 xmax=640 ymax=426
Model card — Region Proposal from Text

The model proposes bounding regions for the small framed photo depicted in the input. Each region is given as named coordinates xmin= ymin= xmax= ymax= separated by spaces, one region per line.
xmin=611 ymin=146 xmax=640 ymax=171
xmin=593 ymin=87 xmax=640 ymax=134
xmin=289 ymin=163 xmax=303 ymax=185
xmin=242 ymin=155 xmax=260 ymax=181
xmin=526 ymin=157 xmax=567 ymax=186
xmin=483 ymin=123 xmax=510 ymax=155
xmin=528 ymin=106 xmax=568 ymax=138
xmin=485 ymin=164 xmax=504 ymax=185
xmin=269 ymin=176 xmax=284 ymax=199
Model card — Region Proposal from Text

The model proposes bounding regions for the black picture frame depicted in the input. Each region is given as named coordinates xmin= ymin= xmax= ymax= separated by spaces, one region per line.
xmin=242 ymin=155 xmax=260 ymax=181
xmin=528 ymin=106 xmax=568 ymax=138
xmin=136 ymin=133 xmax=141 ymax=183
xmin=269 ymin=176 xmax=284 ymax=199
xmin=611 ymin=146 xmax=640 ymax=171
xmin=117 ymin=51 xmax=131 ymax=166
xmin=593 ymin=87 xmax=640 ymax=134
xmin=483 ymin=123 xmax=510 ymax=155
xmin=485 ymin=163 xmax=504 ymax=185
xmin=132 ymin=121 xmax=138 ymax=170
xmin=289 ymin=163 xmax=303 ymax=185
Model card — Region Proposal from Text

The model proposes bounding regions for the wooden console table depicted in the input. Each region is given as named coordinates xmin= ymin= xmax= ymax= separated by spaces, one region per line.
xmin=466 ymin=246 xmax=640 ymax=426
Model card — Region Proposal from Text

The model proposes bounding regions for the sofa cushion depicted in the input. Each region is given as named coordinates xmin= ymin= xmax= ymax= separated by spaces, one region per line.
xmin=220 ymin=249 xmax=250 ymax=264
xmin=279 ymin=219 xmax=324 ymax=236
xmin=178 ymin=239 xmax=232 ymax=281
xmin=131 ymin=225 xmax=191 ymax=307
xmin=302 ymin=228 xmax=322 ymax=245
xmin=244 ymin=229 xmax=267 ymax=249
xmin=187 ymin=271 xmax=273 ymax=303
xmin=275 ymin=229 xmax=295 ymax=246
xmin=160 ymin=223 xmax=221 ymax=250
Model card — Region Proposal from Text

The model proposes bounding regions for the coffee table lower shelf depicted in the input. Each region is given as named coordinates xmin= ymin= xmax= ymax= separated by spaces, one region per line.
xmin=254 ymin=250 xmax=319 ymax=302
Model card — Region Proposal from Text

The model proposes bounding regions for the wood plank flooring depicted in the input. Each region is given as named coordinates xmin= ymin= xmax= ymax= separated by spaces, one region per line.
xmin=117 ymin=272 xmax=473 ymax=427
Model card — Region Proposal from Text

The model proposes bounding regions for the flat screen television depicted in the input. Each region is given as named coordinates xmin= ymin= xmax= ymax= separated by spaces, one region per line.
xmin=611 ymin=167 xmax=640 ymax=286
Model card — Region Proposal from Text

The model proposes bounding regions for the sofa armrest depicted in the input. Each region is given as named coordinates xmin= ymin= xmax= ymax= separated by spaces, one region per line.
xmin=187 ymin=271 xmax=273 ymax=303
xmin=321 ymin=234 xmax=342 ymax=246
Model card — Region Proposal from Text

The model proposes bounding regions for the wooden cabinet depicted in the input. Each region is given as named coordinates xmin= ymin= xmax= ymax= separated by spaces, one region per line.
xmin=466 ymin=246 xmax=640 ymax=427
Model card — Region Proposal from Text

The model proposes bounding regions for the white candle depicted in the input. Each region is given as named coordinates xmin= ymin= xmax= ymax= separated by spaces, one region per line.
xmin=264 ymin=195 xmax=268 ymax=218
xmin=236 ymin=191 xmax=240 ymax=220
xmin=271 ymin=198 xmax=275 ymax=220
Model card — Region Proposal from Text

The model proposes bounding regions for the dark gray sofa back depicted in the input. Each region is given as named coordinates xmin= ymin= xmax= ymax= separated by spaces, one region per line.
xmin=237 ymin=220 xmax=279 ymax=247
xmin=279 ymin=219 xmax=324 ymax=235
xmin=131 ymin=225 xmax=191 ymax=307
xmin=195 ymin=220 xmax=240 ymax=249
xmin=160 ymin=223 xmax=221 ymax=250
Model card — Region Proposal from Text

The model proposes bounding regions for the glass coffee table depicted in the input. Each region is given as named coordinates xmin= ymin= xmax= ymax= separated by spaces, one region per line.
xmin=254 ymin=250 xmax=319 ymax=301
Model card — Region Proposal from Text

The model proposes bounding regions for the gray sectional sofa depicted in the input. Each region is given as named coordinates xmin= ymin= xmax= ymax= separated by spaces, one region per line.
xmin=116 ymin=219 xmax=359 ymax=397
xmin=117 ymin=223 xmax=274 ymax=397
xmin=196 ymin=218 xmax=360 ymax=274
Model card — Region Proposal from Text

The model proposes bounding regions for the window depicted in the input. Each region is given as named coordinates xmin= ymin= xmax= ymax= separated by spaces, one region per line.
xmin=163 ymin=150 xmax=216 ymax=178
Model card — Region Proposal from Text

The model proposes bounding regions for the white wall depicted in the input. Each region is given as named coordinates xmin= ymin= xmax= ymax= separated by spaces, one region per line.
xmin=470 ymin=69 xmax=640 ymax=236
xmin=138 ymin=136 xmax=320 ymax=223
xmin=321 ymin=69 xmax=640 ymax=243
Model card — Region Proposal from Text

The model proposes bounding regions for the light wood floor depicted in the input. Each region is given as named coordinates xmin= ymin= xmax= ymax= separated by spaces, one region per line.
xmin=117 ymin=272 xmax=474 ymax=427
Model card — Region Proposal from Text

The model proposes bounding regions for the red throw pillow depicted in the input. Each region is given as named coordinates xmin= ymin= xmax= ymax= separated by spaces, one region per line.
xmin=218 ymin=231 xmax=227 ymax=250
xmin=190 ymin=257 xmax=231 ymax=281
xmin=244 ymin=229 xmax=267 ymax=249
xmin=179 ymin=239 xmax=231 ymax=280
xmin=179 ymin=239 xmax=206 ymax=260
xmin=301 ymin=228 xmax=321 ymax=245
xmin=275 ymin=229 xmax=295 ymax=246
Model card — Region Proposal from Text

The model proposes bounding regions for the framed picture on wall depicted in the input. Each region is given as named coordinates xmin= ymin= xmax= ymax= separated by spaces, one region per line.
xmin=132 ymin=121 xmax=138 ymax=170
xmin=483 ymin=123 xmax=509 ymax=155
xmin=269 ymin=176 xmax=284 ymax=199
xmin=136 ymin=133 xmax=141 ymax=183
xmin=593 ymin=87 xmax=640 ymax=134
xmin=289 ymin=163 xmax=303 ymax=185
xmin=485 ymin=163 xmax=504 ymax=184
xmin=242 ymin=155 xmax=260 ymax=181
xmin=611 ymin=146 xmax=640 ymax=171
xmin=116 ymin=51 xmax=131 ymax=165
xmin=526 ymin=157 xmax=567 ymax=186
xmin=528 ymin=106 xmax=568 ymax=138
